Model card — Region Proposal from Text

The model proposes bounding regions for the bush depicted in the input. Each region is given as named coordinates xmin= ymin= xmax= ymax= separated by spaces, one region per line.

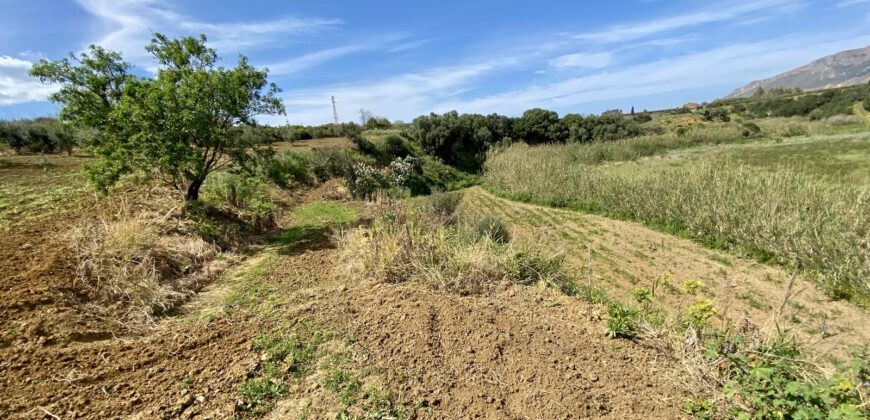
xmin=605 ymin=303 xmax=639 ymax=338
xmin=426 ymin=191 xmax=462 ymax=221
xmin=473 ymin=215 xmax=511 ymax=244
xmin=702 ymin=331 xmax=868 ymax=418
xmin=346 ymin=162 xmax=386 ymax=200
xmin=201 ymin=172 xmax=277 ymax=230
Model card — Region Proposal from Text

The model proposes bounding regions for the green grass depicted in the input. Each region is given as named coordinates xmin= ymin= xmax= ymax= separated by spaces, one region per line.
xmin=484 ymin=131 xmax=870 ymax=306
xmin=0 ymin=156 xmax=91 ymax=230
xmin=271 ymin=202 xmax=357 ymax=252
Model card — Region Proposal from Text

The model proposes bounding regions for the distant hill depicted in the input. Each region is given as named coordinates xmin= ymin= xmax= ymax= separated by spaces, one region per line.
xmin=727 ymin=46 xmax=870 ymax=98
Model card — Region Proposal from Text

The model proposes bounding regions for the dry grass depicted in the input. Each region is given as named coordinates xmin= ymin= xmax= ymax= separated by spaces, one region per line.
xmin=68 ymin=192 xmax=220 ymax=315
xmin=337 ymin=198 xmax=570 ymax=295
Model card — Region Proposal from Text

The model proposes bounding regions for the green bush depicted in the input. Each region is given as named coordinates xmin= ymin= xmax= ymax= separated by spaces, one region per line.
xmin=201 ymin=172 xmax=276 ymax=230
xmin=473 ymin=215 xmax=511 ymax=244
xmin=346 ymin=162 xmax=386 ymax=199
xmin=706 ymin=334 xmax=868 ymax=418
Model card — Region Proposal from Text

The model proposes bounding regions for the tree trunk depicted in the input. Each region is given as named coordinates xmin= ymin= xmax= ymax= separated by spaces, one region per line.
xmin=186 ymin=179 xmax=204 ymax=202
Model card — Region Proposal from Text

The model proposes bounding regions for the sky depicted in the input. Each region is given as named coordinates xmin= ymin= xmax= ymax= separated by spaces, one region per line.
xmin=1 ymin=0 xmax=869 ymax=125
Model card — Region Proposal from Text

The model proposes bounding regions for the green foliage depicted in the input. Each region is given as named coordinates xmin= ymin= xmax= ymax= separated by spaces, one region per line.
xmin=706 ymin=83 xmax=870 ymax=121
xmin=201 ymin=172 xmax=276 ymax=230
xmin=685 ymin=299 xmax=716 ymax=327
xmin=562 ymin=111 xmax=642 ymax=143
xmin=238 ymin=331 xmax=328 ymax=416
xmin=408 ymin=111 xmax=512 ymax=171
xmin=0 ymin=119 xmax=79 ymax=155
xmin=31 ymin=33 xmax=285 ymax=201
xmin=683 ymin=279 xmax=705 ymax=295
xmin=473 ymin=215 xmax=511 ymax=243
xmin=706 ymin=334 xmax=868 ymax=419
xmin=605 ymin=303 xmax=639 ymax=338
xmin=346 ymin=162 xmax=386 ymax=199
xmin=513 ymin=108 xmax=567 ymax=144
xmin=631 ymin=287 xmax=652 ymax=304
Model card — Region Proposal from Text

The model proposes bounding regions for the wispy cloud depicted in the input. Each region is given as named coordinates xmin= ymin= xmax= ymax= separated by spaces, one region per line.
xmin=548 ymin=52 xmax=614 ymax=69
xmin=266 ymin=34 xmax=409 ymax=76
xmin=0 ymin=56 xmax=56 ymax=106
xmin=75 ymin=0 xmax=340 ymax=67
xmin=836 ymin=0 xmax=870 ymax=7
xmin=572 ymin=0 xmax=798 ymax=44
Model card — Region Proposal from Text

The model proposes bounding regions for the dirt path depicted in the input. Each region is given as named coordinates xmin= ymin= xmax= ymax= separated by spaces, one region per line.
xmin=463 ymin=186 xmax=870 ymax=362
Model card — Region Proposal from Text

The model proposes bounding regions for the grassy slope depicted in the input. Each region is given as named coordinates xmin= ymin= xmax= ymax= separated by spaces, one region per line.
xmin=484 ymin=130 xmax=870 ymax=305
xmin=459 ymin=186 xmax=870 ymax=362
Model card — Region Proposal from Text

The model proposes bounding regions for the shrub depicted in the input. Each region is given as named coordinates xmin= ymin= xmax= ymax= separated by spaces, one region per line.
xmin=632 ymin=287 xmax=652 ymax=304
xmin=201 ymin=172 xmax=277 ymax=230
xmin=426 ymin=191 xmax=462 ymax=221
xmin=264 ymin=152 xmax=314 ymax=188
xmin=702 ymin=332 xmax=868 ymax=418
xmin=473 ymin=215 xmax=511 ymax=244
xmin=346 ymin=162 xmax=386 ymax=200
xmin=685 ymin=299 xmax=716 ymax=328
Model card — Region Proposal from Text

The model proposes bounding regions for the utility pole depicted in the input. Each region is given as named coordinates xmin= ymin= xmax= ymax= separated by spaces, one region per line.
xmin=331 ymin=96 xmax=339 ymax=125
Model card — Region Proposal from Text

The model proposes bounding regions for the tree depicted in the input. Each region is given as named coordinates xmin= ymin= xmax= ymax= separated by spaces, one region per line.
xmin=31 ymin=33 xmax=285 ymax=201
xmin=512 ymin=108 xmax=567 ymax=144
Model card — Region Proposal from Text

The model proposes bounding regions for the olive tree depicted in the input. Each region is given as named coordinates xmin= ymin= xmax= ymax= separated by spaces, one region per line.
xmin=31 ymin=33 xmax=285 ymax=201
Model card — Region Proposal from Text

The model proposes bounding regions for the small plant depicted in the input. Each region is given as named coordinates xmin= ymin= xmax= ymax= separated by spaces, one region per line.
xmin=683 ymin=399 xmax=715 ymax=419
xmin=473 ymin=215 xmax=511 ymax=243
xmin=683 ymin=279 xmax=704 ymax=295
xmin=631 ymin=287 xmax=652 ymax=304
xmin=605 ymin=303 xmax=639 ymax=338
xmin=685 ymin=299 xmax=716 ymax=327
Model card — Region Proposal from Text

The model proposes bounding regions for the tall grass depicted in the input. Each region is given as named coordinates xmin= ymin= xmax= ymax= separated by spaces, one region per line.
xmin=337 ymin=199 xmax=571 ymax=295
xmin=485 ymin=140 xmax=870 ymax=304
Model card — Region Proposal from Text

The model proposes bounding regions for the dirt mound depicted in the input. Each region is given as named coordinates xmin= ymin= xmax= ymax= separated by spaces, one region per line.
xmin=335 ymin=282 xmax=685 ymax=418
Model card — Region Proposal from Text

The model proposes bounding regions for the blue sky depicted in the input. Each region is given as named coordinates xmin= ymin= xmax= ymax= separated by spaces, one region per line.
xmin=1 ymin=0 xmax=869 ymax=125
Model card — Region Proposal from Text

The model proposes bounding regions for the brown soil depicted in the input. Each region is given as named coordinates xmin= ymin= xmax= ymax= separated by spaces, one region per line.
xmin=333 ymin=283 xmax=686 ymax=418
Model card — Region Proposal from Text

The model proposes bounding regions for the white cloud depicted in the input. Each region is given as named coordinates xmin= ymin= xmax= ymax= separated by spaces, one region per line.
xmin=268 ymin=57 xmax=520 ymax=125
xmin=836 ymin=0 xmax=870 ymax=7
xmin=434 ymin=34 xmax=870 ymax=116
xmin=75 ymin=0 xmax=340 ymax=67
xmin=549 ymin=52 xmax=613 ymax=69
xmin=0 ymin=56 xmax=56 ymax=105
xmin=572 ymin=0 xmax=798 ymax=44
xmin=266 ymin=35 xmax=408 ymax=75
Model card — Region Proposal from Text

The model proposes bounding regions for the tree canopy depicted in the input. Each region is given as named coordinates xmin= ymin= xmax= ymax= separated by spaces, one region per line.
xmin=30 ymin=33 xmax=285 ymax=201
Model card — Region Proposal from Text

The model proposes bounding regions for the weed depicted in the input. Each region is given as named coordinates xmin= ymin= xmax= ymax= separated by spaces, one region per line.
xmin=685 ymin=300 xmax=717 ymax=328
xmin=605 ymin=303 xmax=639 ymax=338
xmin=632 ymin=287 xmax=652 ymax=304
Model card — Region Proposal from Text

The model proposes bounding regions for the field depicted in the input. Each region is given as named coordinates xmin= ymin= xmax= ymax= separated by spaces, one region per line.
xmin=1 ymin=117 xmax=869 ymax=418
xmin=485 ymin=128 xmax=870 ymax=306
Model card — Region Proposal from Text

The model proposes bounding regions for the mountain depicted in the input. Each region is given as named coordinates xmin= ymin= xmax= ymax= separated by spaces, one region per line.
xmin=727 ymin=46 xmax=870 ymax=98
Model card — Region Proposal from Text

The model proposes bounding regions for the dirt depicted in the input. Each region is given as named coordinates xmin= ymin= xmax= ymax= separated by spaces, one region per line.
xmin=332 ymin=283 xmax=686 ymax=418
